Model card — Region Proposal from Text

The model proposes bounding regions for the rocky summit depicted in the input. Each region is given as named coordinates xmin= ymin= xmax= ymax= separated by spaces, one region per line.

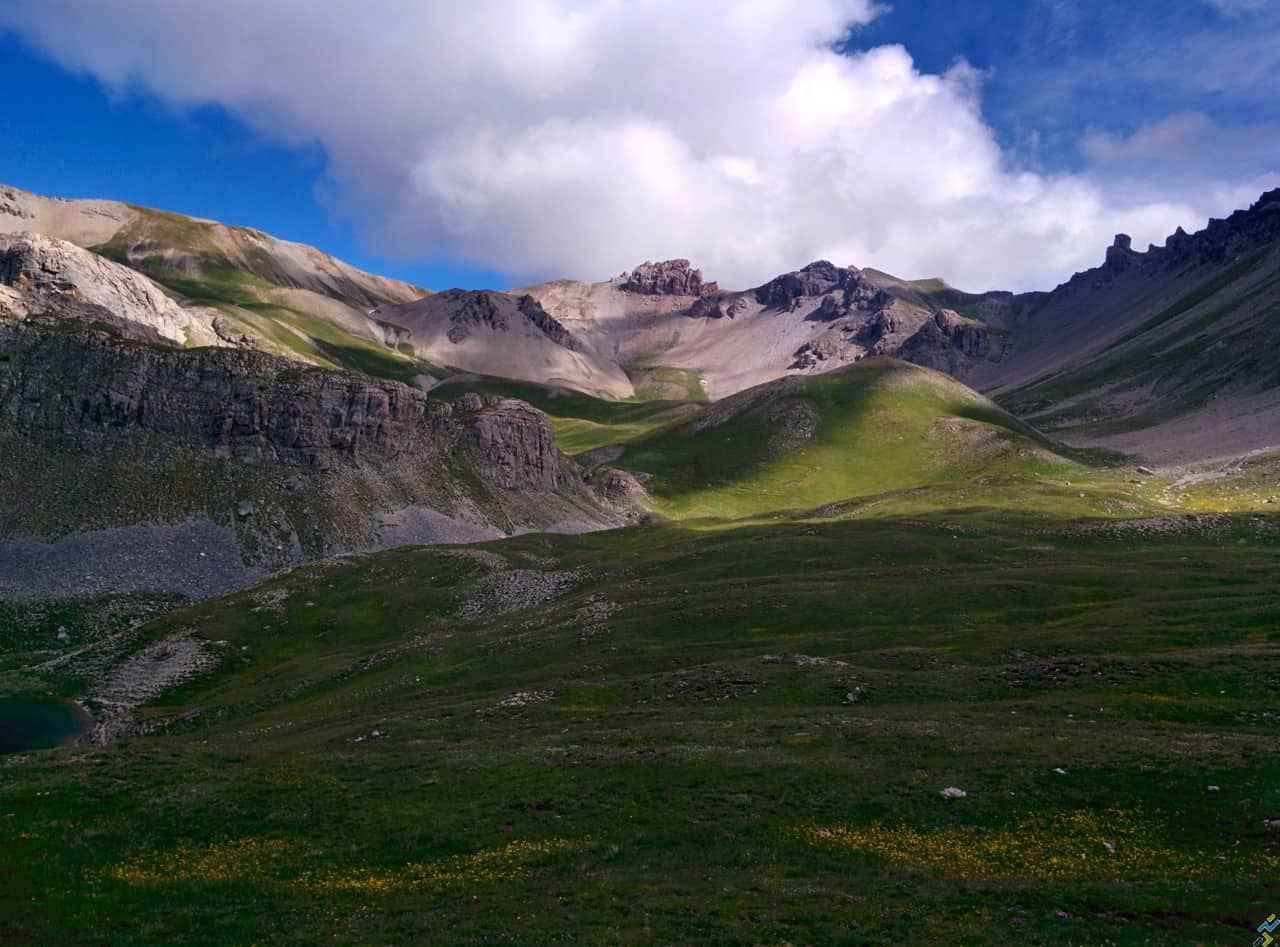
xmin=619 ymin=259 xmax=717 ymax=296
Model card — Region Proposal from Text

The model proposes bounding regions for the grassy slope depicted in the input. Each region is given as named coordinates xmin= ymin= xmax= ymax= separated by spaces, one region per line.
xmin=90 ymin=211 xmax=434 ymax=384
xmin=3 ymin=511 xmax=1280 ymax=944
xmin=616 ymin=359 xmax=1082 ymax=520
xmin=432 ymin=375 xmax=703 ymax=455
xmin=863 ymin=268 xmax=994 ymax=320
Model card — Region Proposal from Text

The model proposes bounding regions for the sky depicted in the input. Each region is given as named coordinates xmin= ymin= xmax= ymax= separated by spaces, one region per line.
xmin=0 ymin=0 xmax=1275 ymax=293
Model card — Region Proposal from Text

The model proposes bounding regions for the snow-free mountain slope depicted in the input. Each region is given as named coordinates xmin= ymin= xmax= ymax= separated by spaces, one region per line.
xmin=522 ymin=259 xmax=1003 ymax=399
xmin=0 ymin=182 xmax=432 ymax=379
xmin=986 ymin=189 xmax=1280 ymax=462
xmin=371 ymin=290 xmax=634 ymax=399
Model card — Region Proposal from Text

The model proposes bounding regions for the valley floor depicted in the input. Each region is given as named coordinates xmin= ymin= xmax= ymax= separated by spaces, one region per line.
xmin=2 ymin=507 xmax=1279 ymax=944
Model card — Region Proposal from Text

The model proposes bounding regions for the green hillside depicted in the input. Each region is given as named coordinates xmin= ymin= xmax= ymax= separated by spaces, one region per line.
xmin=431 ymin=375 xmax=702 ymax=454
xmin=616 ymin=359 xmax=1079 ymax=520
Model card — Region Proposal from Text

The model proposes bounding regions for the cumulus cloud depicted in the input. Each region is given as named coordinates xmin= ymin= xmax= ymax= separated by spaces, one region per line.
xmin=0 ymin=0 xmax=1255 ymax=290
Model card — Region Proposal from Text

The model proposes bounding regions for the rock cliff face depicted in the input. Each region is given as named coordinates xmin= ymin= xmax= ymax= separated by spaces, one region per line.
xmin=620 ymin=259 xmax=717 ymax=297
xmin=976 ymin=188 xmax=1280 ymax=462
xmin=0 ymin=320 xmax=623 ymax=599
xmin=453 ymin=392 xmax=574 ymax=490
xmin=0 ymin=321 xmax=587 ymax=492
xmin=0 ymin=232 xmax=221 ymax=347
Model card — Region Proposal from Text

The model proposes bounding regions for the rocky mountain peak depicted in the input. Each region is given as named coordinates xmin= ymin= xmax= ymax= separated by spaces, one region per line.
xmin=619 ymin=259 xmax=717 ymax=297
xmin=1052 ymin=187 xmax=1280 ymax=296
xmin=1104 ymin=233 xmax=1137 ymax=273
xmin=754 ymin=261 xmax=890 ymax=313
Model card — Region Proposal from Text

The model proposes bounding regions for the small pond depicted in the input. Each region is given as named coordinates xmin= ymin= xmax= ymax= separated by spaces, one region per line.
xmin=0 ymin=698 xmax=94 ymax=754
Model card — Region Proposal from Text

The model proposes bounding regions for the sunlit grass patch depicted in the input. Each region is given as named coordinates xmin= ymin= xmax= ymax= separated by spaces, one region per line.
xmin=106 ymin=836 xmax=586 ymax=895
xmin=301 ymin=838 xmax=585 ymax=895
xmin=797 ymin=810 xmax=1277 ymax=882
xmin=108 ymin=837 xmax=292 ymax=886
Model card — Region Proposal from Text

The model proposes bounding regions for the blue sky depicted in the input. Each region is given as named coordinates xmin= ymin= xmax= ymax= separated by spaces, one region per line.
xmin=853 ymin=0 xmax=1279 ymax=168
xmin=0 ymin=33 xmax=507 ymax=290
xmin=0 ymin=1 xmax=1275 ymax=292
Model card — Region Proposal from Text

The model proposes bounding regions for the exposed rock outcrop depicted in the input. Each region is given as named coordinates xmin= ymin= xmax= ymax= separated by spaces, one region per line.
xmin=0 ymin=321 xmax=585 ymax=490
xmin=462 ymin=396 xmax=576 ymax=490
xmin=620 ymin=259 xmax=717 ymax=297
xmin=0 ymin=320 xmax=621 ymax=598
xmin=0 ymin=232 xmax=220 ymax=347
xmin=374 ymin=287 xmax=631 ymax=398
xmin=754 ymin=261 xmax=891 ymax=313
xmin=687 ymin=295 xmax=729 ymax=319
xmin=517 ymin=294 xmax=579 ymax=349
xmin=442 ymin=290 xmax=509 ymax=343
xmin=405 ymin=289 xmax=577 ymax=350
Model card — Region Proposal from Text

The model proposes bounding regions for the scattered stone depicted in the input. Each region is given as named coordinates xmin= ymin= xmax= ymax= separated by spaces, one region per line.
xmin=499 ymin=690 xmax=556 ymax=708
xmin=940 ymin=787 xmax=967 ymax=799
xmin=761 ymin=653 xmax=848 ymax=669
xmin=458 ymin=568 xmax=586 ymax=618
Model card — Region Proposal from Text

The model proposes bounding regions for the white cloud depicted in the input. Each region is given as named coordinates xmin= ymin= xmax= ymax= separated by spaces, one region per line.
xmin=0 ymin=0 xmax=1257 ymax=291
xmin=1204 ymin=0 xmax=1267 ymax=14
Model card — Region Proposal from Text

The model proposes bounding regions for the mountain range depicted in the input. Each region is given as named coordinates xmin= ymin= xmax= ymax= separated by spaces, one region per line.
xmin=2 ymin=180 xmax=1279 ymax=600
xmin=8 ymin=181 xmax=1277 ymax=451
xmin=6 ymin=179 xmax=1280 ymax=944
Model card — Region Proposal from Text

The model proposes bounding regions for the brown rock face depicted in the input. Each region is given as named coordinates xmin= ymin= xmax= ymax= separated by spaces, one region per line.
xmin=754 ymin=261 xmax=890 ymax=312
xmin=620 ymin=260 xmax=717 ymax=297
xmin=462 ymin=397 xmax=573 ymax=490
xmin=443 ymin=290 xmax=510 ymax=343
xmin=434 ymin=289 xmax=579 ymax=350
xmin=517 ymin=294 xmax=579 ymax=349
xmin=687 ymin=296 xmax=727 ymax=319
xmin=0 ymin=321 xmax=588 ymax=498
xmin=597 ymin=468 xmax=649 ymax=509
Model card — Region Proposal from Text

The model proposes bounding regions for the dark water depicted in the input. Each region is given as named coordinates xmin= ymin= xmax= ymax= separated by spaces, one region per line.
xmin=0 ymin=698 xmax=93 ymax=754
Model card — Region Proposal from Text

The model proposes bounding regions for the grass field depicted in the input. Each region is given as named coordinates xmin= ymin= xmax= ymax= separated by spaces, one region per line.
xmin=3 ymin=505 xmax=1280 ymax=944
